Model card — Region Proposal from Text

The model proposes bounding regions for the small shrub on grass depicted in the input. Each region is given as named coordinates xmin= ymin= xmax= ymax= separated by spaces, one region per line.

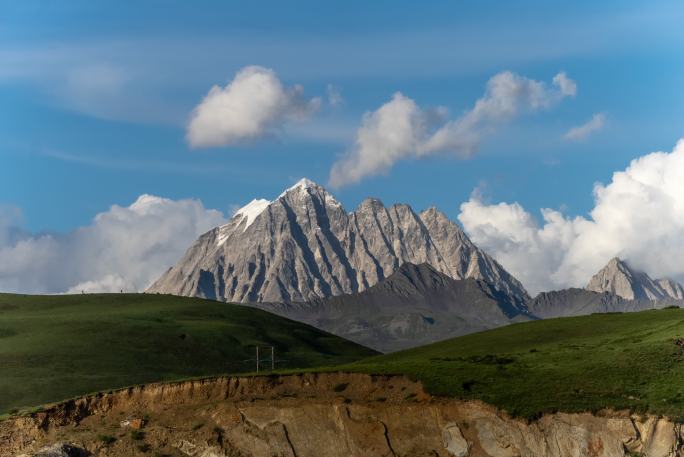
xmin=137 ymin=443 xmax=151 ymax=452
xmin=462 ymin=380 xmax=476 ymax=392
xmin=131 ymin=430 xmax=145 ymax=440
xmin=192 ymin=422 xmax=203 ymax=430
xmin=97 ymin=434 xmax=116 ymax=445
xmin=466 ymin=354 xmax=515 ymax=365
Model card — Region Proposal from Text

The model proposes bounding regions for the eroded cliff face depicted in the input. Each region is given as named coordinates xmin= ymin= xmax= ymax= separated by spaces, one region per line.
xmin=1 ymin=373 xmax=681 ymax=457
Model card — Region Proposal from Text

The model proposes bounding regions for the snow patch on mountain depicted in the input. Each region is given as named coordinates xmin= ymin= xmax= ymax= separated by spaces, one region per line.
xmin=235 ymin=199 xmax=270 ymax=230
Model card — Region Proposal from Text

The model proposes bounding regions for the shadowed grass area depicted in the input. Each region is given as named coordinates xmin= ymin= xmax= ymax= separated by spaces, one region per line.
xmin=0 ymin=293 xmax=377 ymax=414
xmin=326 ymin=308 xmax=684 ymax=419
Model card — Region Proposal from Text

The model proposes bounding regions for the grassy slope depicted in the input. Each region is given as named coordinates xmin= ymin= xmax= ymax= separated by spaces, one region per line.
xmin=0 ymin=293 xmax=376 ymax=413
xmin=335 ymin=308 xmax=684 ymax=419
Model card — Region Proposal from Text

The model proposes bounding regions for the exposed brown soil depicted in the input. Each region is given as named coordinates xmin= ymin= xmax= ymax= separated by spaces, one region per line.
xmin=1 ymin=373 xmax=681 ymax=457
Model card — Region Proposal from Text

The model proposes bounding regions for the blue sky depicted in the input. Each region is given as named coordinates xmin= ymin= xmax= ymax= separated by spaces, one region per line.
xmin=2 ymin=0 xmax=683 ymax=234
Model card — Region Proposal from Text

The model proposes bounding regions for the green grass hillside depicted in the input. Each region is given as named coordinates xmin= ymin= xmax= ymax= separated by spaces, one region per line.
xmin=0 ymin=293 xmax=376 ymax=414
xmin=339 ymin=308 xmax=684 ymax=419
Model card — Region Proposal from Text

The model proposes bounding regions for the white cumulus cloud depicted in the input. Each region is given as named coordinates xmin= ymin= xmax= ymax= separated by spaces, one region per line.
xmin=0 ymin=195 xmax=226 ymax=294
xmin=564 ymin=113 xmax=606 ymax=141
xmin=187 ymin=66 xmax=321 ymax=147
xmin=459 ymin=139 xmax=684 ymax=295
xmin=329 ymin=71 xmax=576 ymax=188
xmin=552 ymin=72 xmax=577 ymax=97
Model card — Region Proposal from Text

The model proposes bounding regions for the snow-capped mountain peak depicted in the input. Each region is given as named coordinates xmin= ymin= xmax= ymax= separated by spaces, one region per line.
xmin=149 ymin=180 xmax=529 ymax=306
xmin=234 ymin=199 xmax=270 ymax=231
xmin=220 ymin=178 xmax=325 ymax=242
xmin=278 ymin=177 xmax=317 ymax=197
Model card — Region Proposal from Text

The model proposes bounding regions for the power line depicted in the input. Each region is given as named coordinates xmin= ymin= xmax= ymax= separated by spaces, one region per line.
xmin=249 ymin=346 xmax=280 ymax=372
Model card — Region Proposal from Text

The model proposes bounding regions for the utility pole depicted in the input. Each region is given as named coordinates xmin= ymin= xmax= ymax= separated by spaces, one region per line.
xmin=271 ymin=346 xmax=274 ymax=371
xmin=255 ymin=346 xmax=259 ymax=373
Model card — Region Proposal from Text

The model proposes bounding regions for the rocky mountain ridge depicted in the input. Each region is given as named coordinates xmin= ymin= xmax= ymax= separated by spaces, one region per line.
xmin=147 ymin=179 xmax=529 ymax=307
xmin=586 ymin=257 xmax=684 ymax=300
xmin=251 ymin=262 xmax=531 ymax=352
xmin=146 ymin=180 xmax=684 ymax=353
xmin=253 ymin=259 xmax=684 ymax=352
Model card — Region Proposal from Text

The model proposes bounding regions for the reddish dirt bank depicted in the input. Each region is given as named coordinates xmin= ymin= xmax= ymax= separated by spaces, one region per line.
xmin=1 ymin=373 xmax=681 ymax=457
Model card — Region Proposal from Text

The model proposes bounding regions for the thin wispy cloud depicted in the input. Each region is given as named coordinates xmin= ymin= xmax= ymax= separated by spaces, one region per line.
xmin=0 ymin=2 xmax=677 ymax=125
xmin=36 ymin=149 xmax=288 ymax=182
xmin=326 ymin=84 xmax=344 ymax=107
xmin=564 ymin=113 xmax=606 ymax=141
xmin=41 ymin=149 xmax=234 ymax=175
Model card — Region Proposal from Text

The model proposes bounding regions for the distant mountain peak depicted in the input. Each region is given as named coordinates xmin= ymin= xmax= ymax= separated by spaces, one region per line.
xmin=357 ymin=197 xmax=385 ymax=210
xmin=277 ymin=177 xmax=320 ymax=198
xmin=291 ymin=177 xmax=317 ymax=189
xmin=586 ymin=257 xmax=683 ymax=300
xmin=605 ymin=256 xmax=623 ymax=266
xmin=219 ymin=179 xmax=338 ymax=243
xmin=655 ymin=278 xmax=684 ymax=300
xmin=276 ymin=178 xmax=343 ymax=211
xmin=420 ymin=206 xmax=442 ymax=217
xmin=149 ymin=182 xmax=529 ymax=305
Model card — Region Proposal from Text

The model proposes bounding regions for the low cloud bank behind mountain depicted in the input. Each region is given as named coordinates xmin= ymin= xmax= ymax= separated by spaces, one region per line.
xmin=459 ymin=139 xmax=684 ymax=295
xmin=0 ymin=196 xmax=226 ymax=294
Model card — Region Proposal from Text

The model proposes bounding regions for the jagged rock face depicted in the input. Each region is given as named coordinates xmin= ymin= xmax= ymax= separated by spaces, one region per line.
xmin=529 ymin=288 xmax=628 ymax=319
xmin=3 ymin=374 xmax=683 ymax=457
xmin=251 ymin=263 xmax=531 ymax=352
xmin=528 ymin=288 xmax=684 ymax=319
xmin=657 ymin=278 xmax=684 ymax=300
xmin=586 ymin=257 xmax=684 ymax=301
xmin=147 ymin=179 xmax=529 ymax=306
